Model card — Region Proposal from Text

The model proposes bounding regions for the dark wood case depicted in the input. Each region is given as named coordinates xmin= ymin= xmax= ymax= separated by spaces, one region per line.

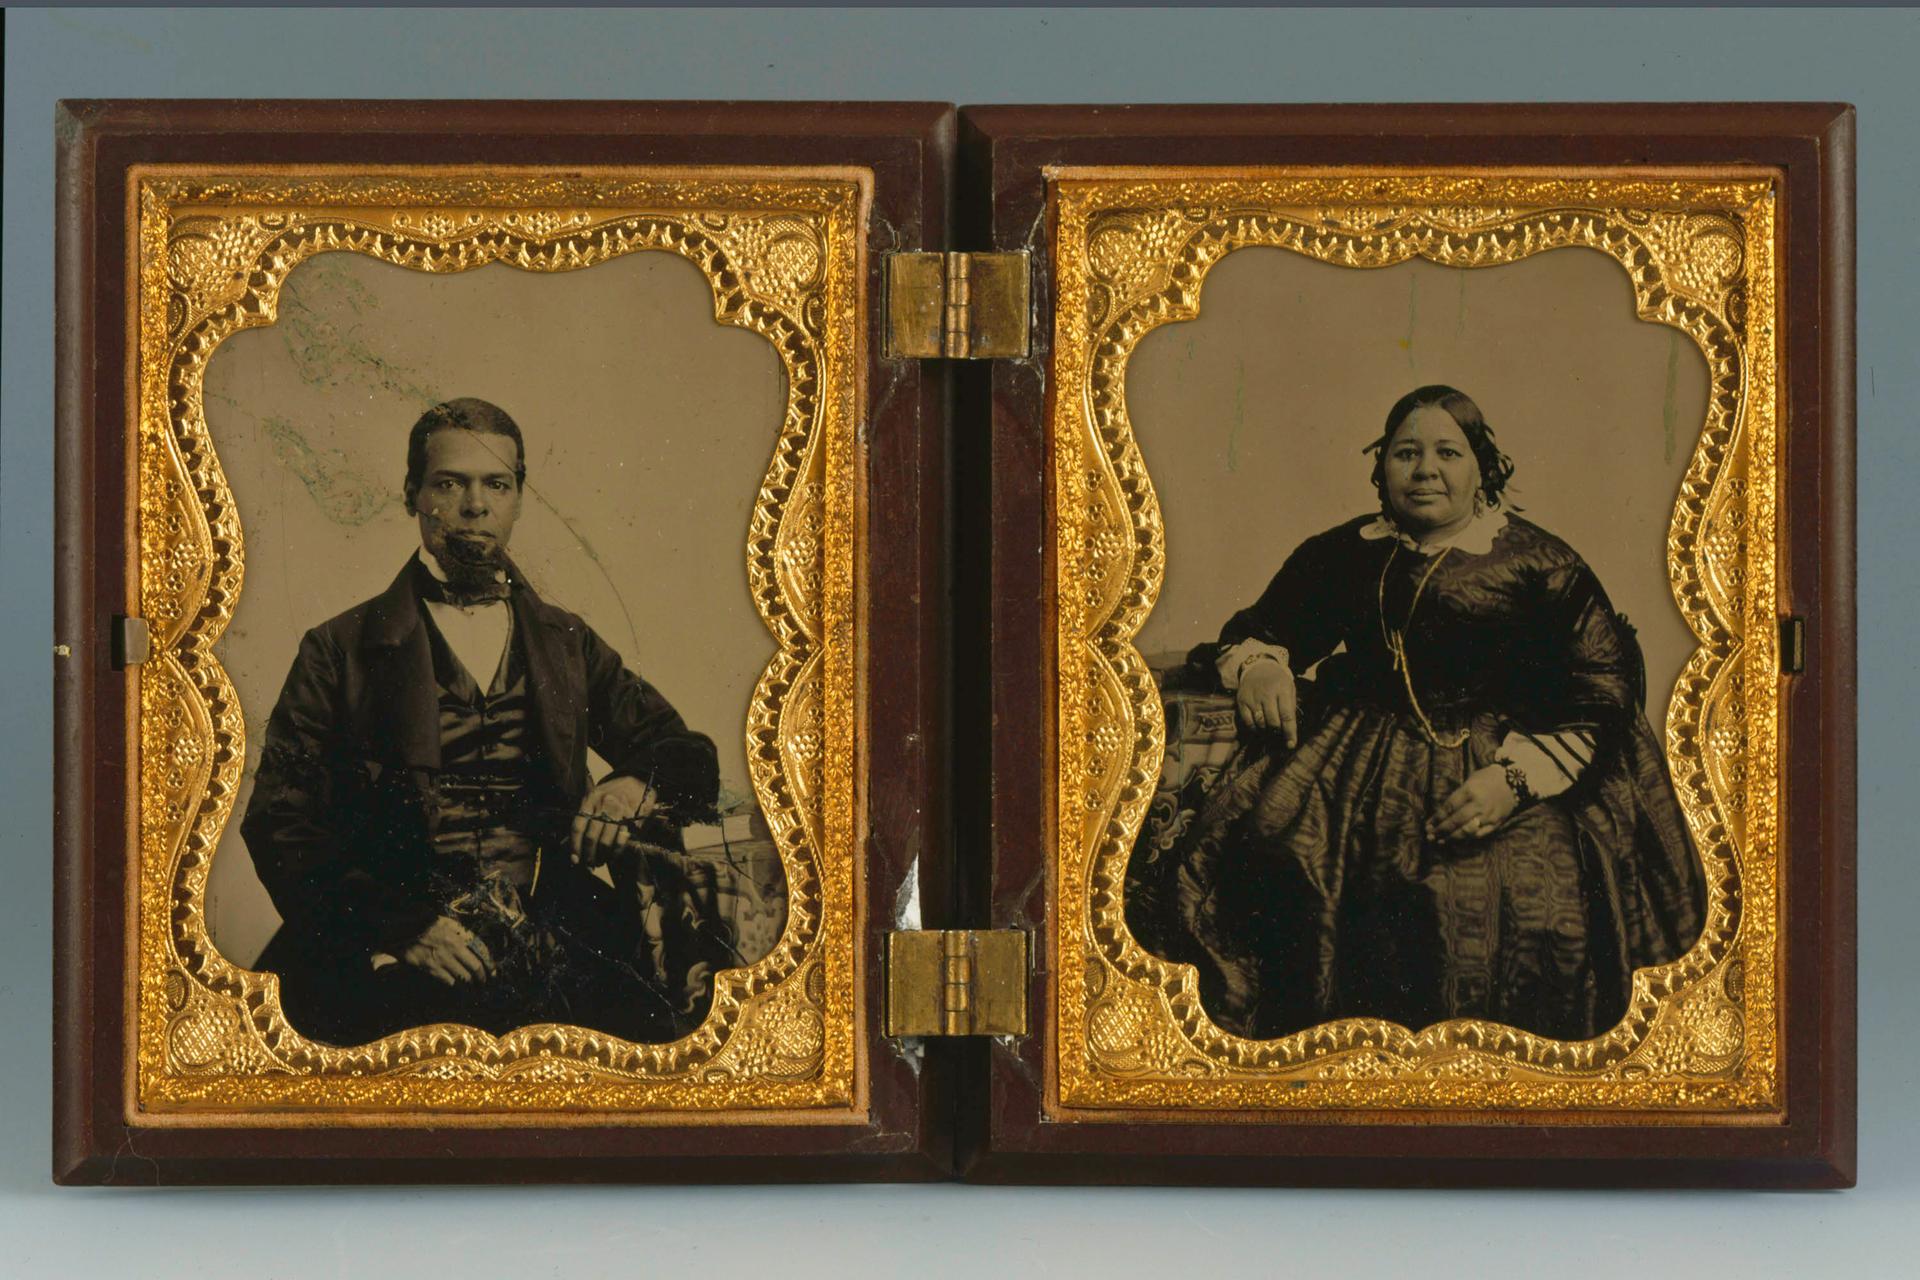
xmin=55 ymin=100 xmax=957 ymax=1184
xmin=957 ymin=104 xmax=1855 ymax=1188
xmin=55 ymin=101 xmax=1855 ymax=1186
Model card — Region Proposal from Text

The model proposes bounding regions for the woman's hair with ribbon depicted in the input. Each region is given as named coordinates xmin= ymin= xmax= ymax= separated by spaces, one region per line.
xmin=1364 ymin=384 xmax=1516 ymax=515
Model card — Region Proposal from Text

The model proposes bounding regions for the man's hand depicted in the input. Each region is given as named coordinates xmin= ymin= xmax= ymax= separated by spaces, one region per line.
xmin=571 ymin=774 xmax=660 ymax=867
xmin=1235 ymin=659 xmax=1299 ymax=748
xmin=400 ymin=916 xmax=494 ymax=986
xmin=1428 ymin=765 xmax=1521 ymax=843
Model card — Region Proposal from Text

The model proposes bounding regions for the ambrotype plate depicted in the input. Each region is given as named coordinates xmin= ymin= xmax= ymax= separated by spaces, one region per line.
xmin=127 ymin=166 xmax=864 ymax=1119
xmin=1049 ymin=170 xmax=1783 ymax=1117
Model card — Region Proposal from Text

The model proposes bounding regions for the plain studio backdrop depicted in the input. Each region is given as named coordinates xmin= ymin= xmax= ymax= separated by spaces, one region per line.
xmin=1129 ymin=244 xmax=1707 ymax=712
xmin=201 ymin=249 xmax=784 ymax=967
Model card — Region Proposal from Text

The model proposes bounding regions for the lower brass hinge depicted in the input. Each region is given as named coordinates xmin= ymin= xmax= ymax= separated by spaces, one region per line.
xmin=886 ymin=929 xmax=1029 ymax=1037
xmin=885 ymin=251 xmax=1031 ymax=359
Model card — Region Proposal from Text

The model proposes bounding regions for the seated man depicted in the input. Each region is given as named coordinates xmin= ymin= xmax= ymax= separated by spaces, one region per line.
xmin=242 ymin=398 xmax=721 ymax=1047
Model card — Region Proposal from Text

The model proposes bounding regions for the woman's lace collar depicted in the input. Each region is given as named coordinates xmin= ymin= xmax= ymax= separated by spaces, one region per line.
xmin=1360 ymin=506 xmax=1507 ymax=556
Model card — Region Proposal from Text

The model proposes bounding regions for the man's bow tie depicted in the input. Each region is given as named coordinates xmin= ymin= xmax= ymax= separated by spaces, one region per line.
xmin=416 ymin=571 xmax=511 ymax=608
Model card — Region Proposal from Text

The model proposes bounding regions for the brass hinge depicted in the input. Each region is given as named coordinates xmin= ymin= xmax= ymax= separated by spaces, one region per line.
xmin=885 ymin=928 xmax=1029 ymax=1037
xmin=112 ymin=615 xmax=151 ymax=669
xmin=885 ymin=251 xmax=1031 ymax=360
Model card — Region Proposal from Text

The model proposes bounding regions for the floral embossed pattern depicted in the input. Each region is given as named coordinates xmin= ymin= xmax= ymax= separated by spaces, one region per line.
xmin=133 ymin=169 xmax=866 ymax=1118
xmin=1049 ymin=171 xmax=1781 ymax=1116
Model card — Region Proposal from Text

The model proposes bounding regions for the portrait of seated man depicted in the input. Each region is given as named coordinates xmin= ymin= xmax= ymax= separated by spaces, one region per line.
xmin=241 ymin=397 xmax=728 ymax=1047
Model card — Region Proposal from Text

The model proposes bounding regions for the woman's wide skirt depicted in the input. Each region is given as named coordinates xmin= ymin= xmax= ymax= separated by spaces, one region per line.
xmin=1154 ymin=703 xmax=1696 ymax=1042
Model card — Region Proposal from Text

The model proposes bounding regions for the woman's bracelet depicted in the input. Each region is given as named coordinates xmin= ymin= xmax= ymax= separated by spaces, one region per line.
xmin=1495 ymin=756 xmax=1536 ymax=807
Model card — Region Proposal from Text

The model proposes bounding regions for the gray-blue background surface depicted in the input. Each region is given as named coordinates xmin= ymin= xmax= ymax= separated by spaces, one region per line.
xmin=3 ymin=7 xmax=1910 ymax=1275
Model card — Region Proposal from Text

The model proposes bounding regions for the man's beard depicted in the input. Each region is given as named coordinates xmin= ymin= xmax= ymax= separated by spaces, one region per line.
xmin=437 ymin=529 xmax=507 ymax=589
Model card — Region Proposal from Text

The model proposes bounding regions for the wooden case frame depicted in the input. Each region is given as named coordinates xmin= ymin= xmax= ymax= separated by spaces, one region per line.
xmin=54 ymin=100 xmax=957 ymax=1184
xmin=958 ymin=104 xmax=1855 ymax=1188
xmin=53 ymin=100 xmax=1855 ymax=1187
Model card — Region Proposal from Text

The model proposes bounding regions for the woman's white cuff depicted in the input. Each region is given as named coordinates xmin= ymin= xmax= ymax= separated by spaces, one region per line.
xmin=1495 ymin=729 xmax=1598 ymax=799
xmin=1217 ymin=640 xmax=1290 ymax=691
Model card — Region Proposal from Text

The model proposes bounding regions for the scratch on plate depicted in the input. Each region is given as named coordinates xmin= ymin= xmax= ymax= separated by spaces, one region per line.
xmin=520 ymin=479 xmax=642 ymax=656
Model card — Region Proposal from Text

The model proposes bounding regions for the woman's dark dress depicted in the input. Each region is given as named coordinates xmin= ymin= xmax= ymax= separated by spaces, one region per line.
xmin=1132 ymin=513 xmax=1706 ymax=1041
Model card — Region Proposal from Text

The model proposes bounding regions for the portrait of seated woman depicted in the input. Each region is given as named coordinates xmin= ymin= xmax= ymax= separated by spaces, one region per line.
xmin=1125 ymin=384 xmax=1708 ymax=1042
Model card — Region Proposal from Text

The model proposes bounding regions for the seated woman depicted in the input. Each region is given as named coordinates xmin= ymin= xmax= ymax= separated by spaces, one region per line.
xmin=1132 ymin=385 xmax=1707 ymax=1042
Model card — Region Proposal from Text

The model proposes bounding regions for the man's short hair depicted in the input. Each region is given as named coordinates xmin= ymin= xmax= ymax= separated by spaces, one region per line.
xmin=403 ymin=398 xmax=528 ymax=507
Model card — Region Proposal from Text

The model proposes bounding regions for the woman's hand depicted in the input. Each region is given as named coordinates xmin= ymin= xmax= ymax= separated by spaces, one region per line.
xmin=401 ymin=916 xmax=494 ymax=986
xmin=1428 ymin=764 xmax=1520 ymax=843
xmin=572 ymin=774 xmax=660 ymax=866
xmin=1235 ymin=659 xmax=1299 ymax=748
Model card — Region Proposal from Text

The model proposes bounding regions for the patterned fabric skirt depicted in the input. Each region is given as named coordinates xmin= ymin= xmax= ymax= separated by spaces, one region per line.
xmin=1134 ymin=702 xmax=1620 ymax=1042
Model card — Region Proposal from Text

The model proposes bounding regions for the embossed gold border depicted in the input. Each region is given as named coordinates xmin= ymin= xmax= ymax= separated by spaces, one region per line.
xmin=131 ymin=166 xmax=867 ymax=1119
xmin=1050 ymin=169 xmax=1781 ymax=1116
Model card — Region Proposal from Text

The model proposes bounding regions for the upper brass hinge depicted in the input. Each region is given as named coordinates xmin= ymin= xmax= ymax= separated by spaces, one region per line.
xmin=885 ymin=928 xmax=1029 ymax=1037
xmin=885 ymin=251 xmax=1031 ymax=360
xmin=112 ymin=615 xmax=151 ymax=669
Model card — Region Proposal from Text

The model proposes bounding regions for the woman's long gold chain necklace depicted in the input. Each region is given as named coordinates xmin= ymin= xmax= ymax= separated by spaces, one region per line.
xmin=1378 ymin=542 xmax=1472 ymax=748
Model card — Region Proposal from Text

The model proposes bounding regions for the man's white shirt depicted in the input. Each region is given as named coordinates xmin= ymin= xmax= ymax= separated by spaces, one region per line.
xmin=416 ymin=546 xmax=512 ymax=691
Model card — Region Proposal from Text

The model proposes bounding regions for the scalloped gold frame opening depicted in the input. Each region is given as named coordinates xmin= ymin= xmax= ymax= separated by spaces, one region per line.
xmin=1050 ymin=169 xmax=1780 ymax=1118
xmin=131 ymin=167 xmax=866 ymax=1121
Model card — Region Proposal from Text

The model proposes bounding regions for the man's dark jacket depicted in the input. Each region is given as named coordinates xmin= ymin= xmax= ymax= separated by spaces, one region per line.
xmin=241 ymin=558 xmax=719 ymax=1021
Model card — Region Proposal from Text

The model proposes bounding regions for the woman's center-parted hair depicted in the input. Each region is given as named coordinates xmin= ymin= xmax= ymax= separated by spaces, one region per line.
xmin=1364 ymin=384 xmax=1517 ymax=511
xmin=403 ymin=397 xmax=529 ymax=508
